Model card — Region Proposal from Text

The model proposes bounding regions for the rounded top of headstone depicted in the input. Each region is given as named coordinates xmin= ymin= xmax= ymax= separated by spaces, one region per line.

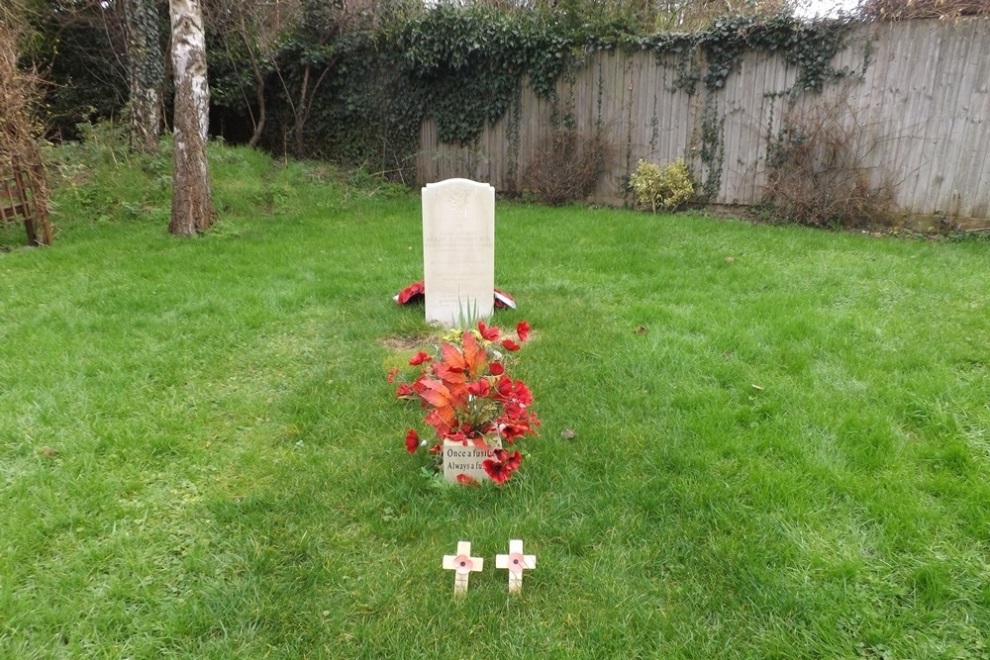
xmin=423 ymin=178 xmax=495 ymax=192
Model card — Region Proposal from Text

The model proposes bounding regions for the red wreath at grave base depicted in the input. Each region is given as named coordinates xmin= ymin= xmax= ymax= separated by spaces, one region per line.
xmin=393 ymin=280 xmax=516 ymax=309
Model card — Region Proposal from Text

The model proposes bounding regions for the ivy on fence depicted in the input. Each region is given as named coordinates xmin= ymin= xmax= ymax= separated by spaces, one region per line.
xmin=234 ymin=7 xmax=860 ymax=196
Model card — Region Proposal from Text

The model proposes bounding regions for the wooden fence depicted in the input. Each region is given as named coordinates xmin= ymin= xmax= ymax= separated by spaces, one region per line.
xmin=416 ymin=19 xmax=990 ymax=229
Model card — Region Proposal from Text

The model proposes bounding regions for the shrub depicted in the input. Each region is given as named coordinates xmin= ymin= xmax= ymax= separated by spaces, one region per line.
xmin=521 ymin=129 xmax=612 ymax=206
xmin=629 ymin=158 xmax=694 ymax=212
xmin=761 ymin=97 xmax=897 ymax=229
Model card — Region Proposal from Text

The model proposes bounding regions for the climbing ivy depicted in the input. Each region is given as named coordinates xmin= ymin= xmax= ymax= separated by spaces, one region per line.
xmin=391 ymin=6 xmax=573 ymax=144
xmin=253 ymin=7 xmax=860 ymax=190
xmin=640 ymin=14 xmax=856 ymax=96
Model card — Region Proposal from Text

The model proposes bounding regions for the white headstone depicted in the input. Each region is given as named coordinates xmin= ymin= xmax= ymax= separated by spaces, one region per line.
xmin=422 ymin=178 xmax=495 ymax=328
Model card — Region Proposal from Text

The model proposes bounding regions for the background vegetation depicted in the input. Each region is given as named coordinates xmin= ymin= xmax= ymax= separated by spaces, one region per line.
xmin=16 ymin=0 xmax=984 ymax=175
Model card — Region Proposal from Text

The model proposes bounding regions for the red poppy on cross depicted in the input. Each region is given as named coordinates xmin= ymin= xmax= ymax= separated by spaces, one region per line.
xmin=442 ymin=541 xmax=484 ymax=596
xmin=495 ymin=539 xmax=536 ymax=594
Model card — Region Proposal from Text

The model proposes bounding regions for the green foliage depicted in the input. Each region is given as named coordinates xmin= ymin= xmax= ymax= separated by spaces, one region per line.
xmin=41 ymin=120 xmax=171 ymax=225
xmin=629 ymin=158 xmax=694 ymax=212
xmin=636 ymin=14 xmax=856 ymax=96
xmin=257 ymin=7 xmax=860 ymax=186
xmin=392 ymin=5 xmax=573 ymax=145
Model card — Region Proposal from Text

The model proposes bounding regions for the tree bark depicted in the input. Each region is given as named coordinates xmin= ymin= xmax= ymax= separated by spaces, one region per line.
xmin=168 ymin=0 xmax=215 ymax=236
xmin=126 ymin=0 xmax=163 ymax=153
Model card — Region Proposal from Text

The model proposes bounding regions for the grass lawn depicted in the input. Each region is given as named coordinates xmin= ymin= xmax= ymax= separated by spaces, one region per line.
xmin=1 ymin=143 xmax=989 ymax=658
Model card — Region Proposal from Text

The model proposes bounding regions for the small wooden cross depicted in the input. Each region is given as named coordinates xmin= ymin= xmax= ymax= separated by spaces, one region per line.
xmin=442 ymin=541 xmax=484 ymax=596
xmin=495 ymin=539 xmax=536 ymax=594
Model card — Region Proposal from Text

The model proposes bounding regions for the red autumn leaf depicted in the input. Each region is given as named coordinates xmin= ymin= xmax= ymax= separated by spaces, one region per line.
xmin=425 ymin=407 xmax=456 ymax=436
xmin=489 ymin=361 xmax=505 ymax=376
xmin=477 ymin=320 xmax=500 ymax=341
xmin=439 ymin=342 xmax=468 ymax=372
xmin=428 ymin=442 xmax=442 ymax=454
xmin=409 ymin=351 xmax=432 ymax=366
xmin=456 ymin=474 xmax=480 ymax=487
xmin=404 ymin=429 xmax=419 ymax=454
xmin=460 ymin=331 xmax=488 ymax=379
xmin=516 ymin=320 xmax=531 ymax=342
xmin=387 ymin=367 xmax=399 ymax=383
xmin=417 ymin=379 xmax=456 ymax=409
xmin=395 ymin=383 xmax=415 ymax=399
xmin=467 ymin=379 xmax=490 ymax=397
xmin=433 ymin=361 xmax=467 ymax=386
xmin=501 ymin=338 xmax=521 ymax=352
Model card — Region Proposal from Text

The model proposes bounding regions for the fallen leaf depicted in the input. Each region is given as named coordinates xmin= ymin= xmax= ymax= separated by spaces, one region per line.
xmin=561 ymin=428 xmax=577 ymax=440
xmin=725 ymin=256 xmax=735 ymax=263
xmin=634 ymin=326 xmax=648 ymax=334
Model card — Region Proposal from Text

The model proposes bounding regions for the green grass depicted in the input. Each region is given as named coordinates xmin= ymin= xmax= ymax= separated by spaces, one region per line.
xmin=2 ymin=143 xmax=989 ymax=658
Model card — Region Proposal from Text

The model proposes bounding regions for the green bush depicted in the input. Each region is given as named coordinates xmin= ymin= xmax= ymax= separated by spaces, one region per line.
xmin=629 ymin=158 xmax=694 ymax=212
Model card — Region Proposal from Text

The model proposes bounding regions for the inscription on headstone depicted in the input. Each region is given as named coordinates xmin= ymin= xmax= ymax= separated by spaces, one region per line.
xmin=442 ymin=440 xmax=495 ymax=484
xmin=422 ymin=178 xmax=495 ymax=328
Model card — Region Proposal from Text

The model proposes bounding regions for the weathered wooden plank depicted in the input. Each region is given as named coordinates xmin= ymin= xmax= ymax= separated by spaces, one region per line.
xmin=416 ymin=20 xmax=990 ymax=224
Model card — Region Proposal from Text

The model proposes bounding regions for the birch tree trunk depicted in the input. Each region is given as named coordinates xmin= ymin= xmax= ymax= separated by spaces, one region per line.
xmin=168 ymin=0 xmax=215 ymax=236
xmin=126 ymin=0 xmax=163 ymax=153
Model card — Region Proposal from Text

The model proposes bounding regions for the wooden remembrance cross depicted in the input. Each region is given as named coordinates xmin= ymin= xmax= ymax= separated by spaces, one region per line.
xmin=495 ymin=539 xmax=536 ymax=594
xmin=442 ymin=541 xmax=484 ymax=596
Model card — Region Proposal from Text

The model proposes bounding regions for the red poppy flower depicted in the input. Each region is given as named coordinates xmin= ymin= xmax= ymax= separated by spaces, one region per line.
xmin=494 ymin=378 xmax=532 ymax=407
xmin=395 ymin=280 xmax=425 ymax=304
xmin=467 ymin=379 xmax=491 ymax=397
xmin=482 ymin=457 xmax=512 ymax=484
xmin=504 ymin=450 xmax=522 ymax=471
xmin=456 ymin=474 xmax=480 ymax=487
xmin=477 ymin=320 xmax=500 ymax=341
xmin=428 ymin=442 xmax=442 ymax=454
xmin=404 ymin=429 xmax=420 ymax=454
xmin=516 ymin=320 xmax=531 ymax=342
xmin=499 ymin=420 xmax=533 ymax=442
xmin=444 ymin=429 xmax=469 ymax=445
xmin=409 ymin=351 xmax=432 ymax=366
xmin=501 ymin=338 xmax=521 ymax=352
xmin=489 ymin=362 xmax=505 ymax=376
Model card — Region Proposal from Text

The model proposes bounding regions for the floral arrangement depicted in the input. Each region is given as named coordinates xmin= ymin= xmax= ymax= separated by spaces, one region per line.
xmin=389 ymin=319 xmax=539 ymax=485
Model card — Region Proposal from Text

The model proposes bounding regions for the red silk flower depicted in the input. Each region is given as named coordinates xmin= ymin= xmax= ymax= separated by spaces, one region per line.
xmin=409 ymin=351 xmax=432 ymax=366
xmin=477 ymin=320 xmax=500 ymax=341
xmin=404 ymin=429 xmax=420 ymax=454
xmin=516 ymin=320 xmax=530 ymax=343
